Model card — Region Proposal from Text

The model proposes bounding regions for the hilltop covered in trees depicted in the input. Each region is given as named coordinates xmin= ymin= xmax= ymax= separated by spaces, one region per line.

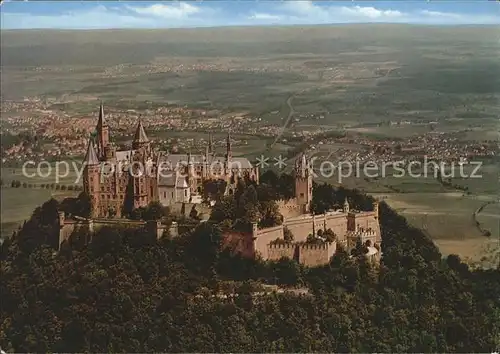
xmin=1 ymin=176 xmax=499 ymax=352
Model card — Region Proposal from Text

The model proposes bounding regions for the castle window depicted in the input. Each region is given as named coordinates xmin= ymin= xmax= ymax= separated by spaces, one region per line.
xmin=164 ymin=192 xmax=166 ymax=198
xmin=300 ymin=193 xmax=304 ymax=198
xmin=184 ymin=190 xmax=187 ymax=197
xmin=90 ymin=177 xmax=93 ymax=183
xmin=172 ymin=192 xmax=174 ymax=198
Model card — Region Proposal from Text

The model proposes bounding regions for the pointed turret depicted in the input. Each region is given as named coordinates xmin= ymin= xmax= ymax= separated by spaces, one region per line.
xmin=226 ymin=131 xmax=232 ymax=161
xmin=83 ymin=139 xmax=99 ymax=165
xmin=132 ymin=120 xmax=149 ymax=149
xmin=97 ymin=102 xmax=105 ymax=128
xmin=343 ymin=198 xmax=350 ymax=214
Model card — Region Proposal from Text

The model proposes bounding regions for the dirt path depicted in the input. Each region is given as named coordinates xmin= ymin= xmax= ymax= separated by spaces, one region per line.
xmin=270 ymin=94 xmax=296 ymax=148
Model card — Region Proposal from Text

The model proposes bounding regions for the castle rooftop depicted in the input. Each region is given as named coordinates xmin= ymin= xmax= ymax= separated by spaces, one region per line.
xmin=83 ymin=139 xmax=99 ymax=165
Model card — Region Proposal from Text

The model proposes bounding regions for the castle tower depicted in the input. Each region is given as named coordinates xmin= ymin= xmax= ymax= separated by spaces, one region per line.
xmin=204 ymin=145 xmax=210 ymax=178
xmin=343 ymin=198 xmax=350 ymax=214
xmin=132 ymin=120 xmax=150 ymax=151
xmin=131 ymin=158 xmax=149 ymax=209
xmin=225 ymin=131 xmax=232 ymax=168
xmin=96 ymin=102 xmax=109 ymax=159
xmin=373 ymin=201 xmax=379 ymax=219
xmin=294 ymin=153 xmax=313 ymax=214
xmin=224 ymin=131 xmax=233 ymax=180
xmin=187 ymin=152 xmax=197 ymax=196
xmin=82 ymin=138 xmax=101 ymax=218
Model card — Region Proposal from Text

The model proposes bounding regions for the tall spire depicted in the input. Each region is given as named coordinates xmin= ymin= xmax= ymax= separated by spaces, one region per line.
xmin=132 ymin=119 xmax=149 ymax=149
xmin=83 ymin=138 xmax=99 ymax=165
xmin=226 ymin=131 xmax=232 ymax=160
xmin=208 ymin=132 xmax=213 ymax=154
xmin=97 ymin=101 xmax=105 ymax=128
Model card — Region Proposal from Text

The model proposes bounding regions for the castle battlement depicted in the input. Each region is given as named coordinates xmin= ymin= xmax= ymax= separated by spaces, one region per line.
xmin=347 ymin=228 xmax=377 ymax=237
xmin=223 ymin=155 xmax=380 ymax=268
xmin=298 ymin=242 xmax=332 ymax=251
xmin=276 ymin=198 xmax=298 ymax=206
xmin=268 ymin=242 xmax=296 ymax=250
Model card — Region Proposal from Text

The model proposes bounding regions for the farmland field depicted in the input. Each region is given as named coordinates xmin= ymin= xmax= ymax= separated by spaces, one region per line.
xmin=0 ymin=187 xmax=78 ymax=239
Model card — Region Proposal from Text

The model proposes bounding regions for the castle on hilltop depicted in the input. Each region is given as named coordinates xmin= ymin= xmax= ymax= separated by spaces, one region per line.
xmin=82 ymin=103 xmax=259 ymax=218
xmin=79 ymin=103 xmax=381 ymax=266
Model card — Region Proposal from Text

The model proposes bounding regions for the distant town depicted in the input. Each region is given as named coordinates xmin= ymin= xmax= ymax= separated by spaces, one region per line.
xmin=1 ymin=98 xmax=498 ymax=167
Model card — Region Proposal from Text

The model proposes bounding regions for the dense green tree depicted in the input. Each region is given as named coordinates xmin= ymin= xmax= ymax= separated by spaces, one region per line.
xmin=283 ymin=226 xmax=294 ymax=242
xmin=203 ymin=179 xmax=227 ymax=201
xmin=0 ymin=181 xmax=499 ymax=353
xmin=189 ymin=205 xmax=199 ymax=220
xmin=142 ymin=201 xmax=169 ymax=221
xmin=59 ymin=192 xmax=91 ymax=218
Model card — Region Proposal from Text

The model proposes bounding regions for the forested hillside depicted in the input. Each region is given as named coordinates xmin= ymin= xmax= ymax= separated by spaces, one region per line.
xmin=1 ymin=180 xmax=499 ymax=352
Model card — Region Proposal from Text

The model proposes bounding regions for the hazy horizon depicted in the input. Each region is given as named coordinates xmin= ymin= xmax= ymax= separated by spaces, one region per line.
xmin=2 ymin=22 xmax=499 ymax=32
xmin=2 ymin=1 xmax=499 ymax=30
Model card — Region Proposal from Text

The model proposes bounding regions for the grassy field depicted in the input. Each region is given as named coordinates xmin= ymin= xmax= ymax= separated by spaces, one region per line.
xmin=1 ymin=166 xmax=80 ymax=239
xmin=0 ymin=187 xmax=78 ymax=239
xmin=373 ymin=192 xmax=499 ymax=262
xmin=1 ymin=166 xmax=82 ymax=187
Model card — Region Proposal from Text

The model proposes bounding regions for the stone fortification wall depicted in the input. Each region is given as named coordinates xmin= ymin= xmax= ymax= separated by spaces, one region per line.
xmin=276 ymin=198 xmax=304 ymax=219
xmin=253 ymin=224 xmax=284 ymax=260
xmin=298 ymin=242 xmax=336 ymax=267
xmin=58 ymin=212 xmax=177 ymax=250
xmin=267 ymin=243 xmax=297 ymax=262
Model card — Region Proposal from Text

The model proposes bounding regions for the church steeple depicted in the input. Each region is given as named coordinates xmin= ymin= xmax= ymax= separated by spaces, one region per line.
xmin=132 ymin=119 xmax=149 ymax=150
xmin=97 ymin=102 xmax=105 ymax=128
xmin=96 ymin=101 xmax=109 ymax=158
